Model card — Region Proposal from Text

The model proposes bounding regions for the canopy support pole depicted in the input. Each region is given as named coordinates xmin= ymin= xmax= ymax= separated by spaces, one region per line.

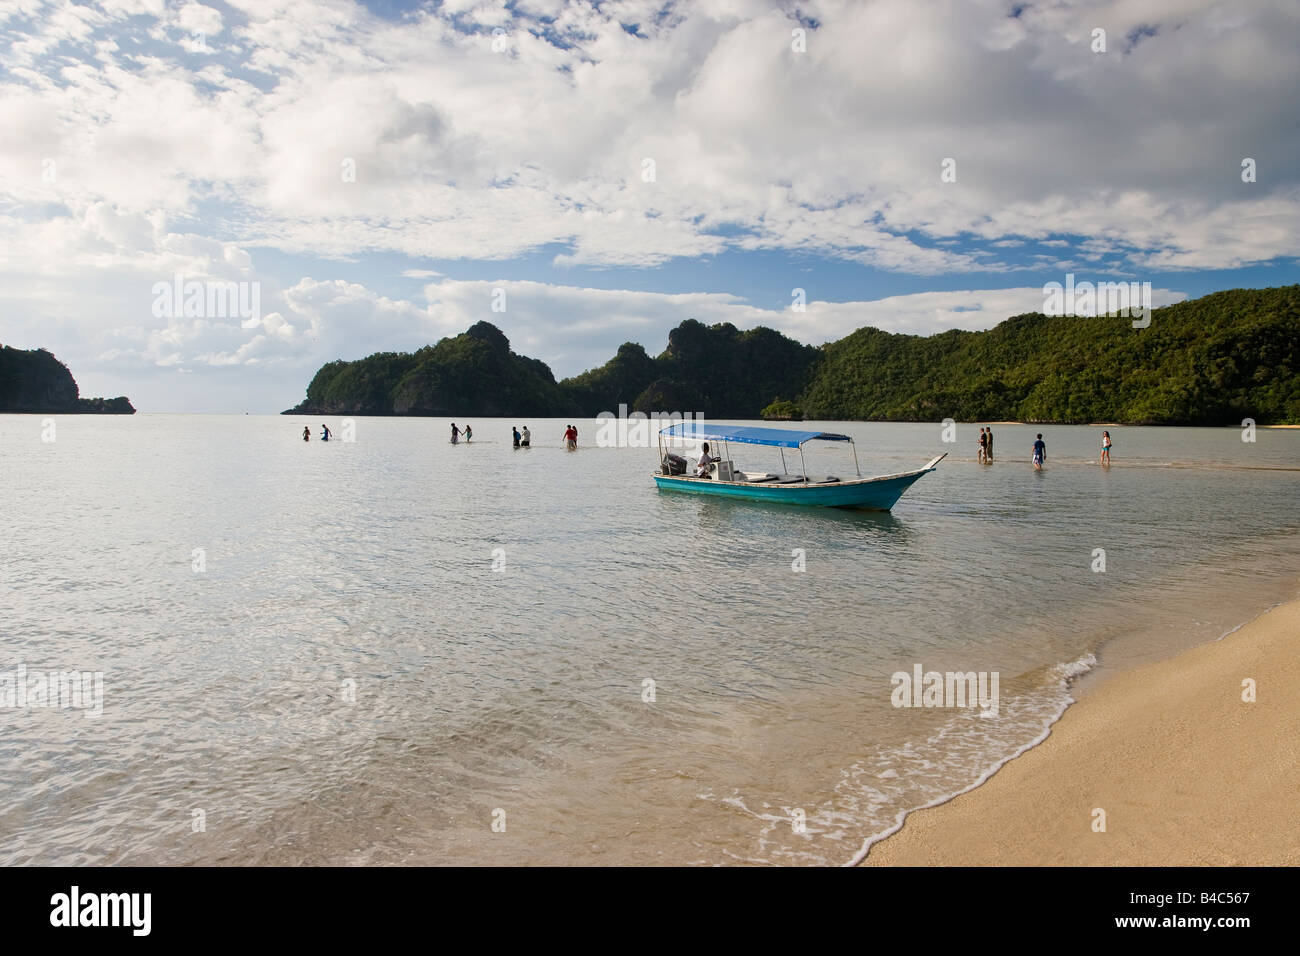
xmin=799 ymin=443 xmax=808 ymax=482
xmin=851 ymin=439 xmax=861 ymax=477
xmin=780 ymin=448 xmax=788 ymax=473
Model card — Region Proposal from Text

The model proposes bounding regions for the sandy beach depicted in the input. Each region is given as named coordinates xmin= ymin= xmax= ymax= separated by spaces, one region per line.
xmin=861 ymin=596 xmax=1300 ymax=866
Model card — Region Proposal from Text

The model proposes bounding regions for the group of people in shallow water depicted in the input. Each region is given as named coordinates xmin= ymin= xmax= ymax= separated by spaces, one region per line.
xmin=450 ymin=422 xmax=580 ymax=448
xmin=451 ymin=422 xmax=577 ymax=448
xmin=973 ymin=426 xmax=1113 ymax=469
xmin=300 ymin=420 xmax=1113 ymax=467
xmin=301 ymin=421 xmax=582 ymax=448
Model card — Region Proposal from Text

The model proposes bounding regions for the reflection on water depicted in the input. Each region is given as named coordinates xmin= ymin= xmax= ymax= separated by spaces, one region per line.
xmin=0 ymin=415 xmax=1297 ymax=865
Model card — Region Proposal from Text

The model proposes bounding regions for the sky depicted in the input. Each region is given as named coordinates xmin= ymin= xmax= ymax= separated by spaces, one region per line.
xmin=0 ymin=0 xmax=1297 ymax=413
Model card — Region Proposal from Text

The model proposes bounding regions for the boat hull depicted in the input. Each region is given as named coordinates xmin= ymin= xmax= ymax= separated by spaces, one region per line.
xmin=652 ymin=468 xmax=933 ymax=510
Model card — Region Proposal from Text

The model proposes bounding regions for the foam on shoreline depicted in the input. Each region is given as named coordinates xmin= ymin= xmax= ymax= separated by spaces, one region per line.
xmin=857 ymin=597 xmax=1300 ymax=866
xmin=843 ymin=654 xmax=1096 ymax=867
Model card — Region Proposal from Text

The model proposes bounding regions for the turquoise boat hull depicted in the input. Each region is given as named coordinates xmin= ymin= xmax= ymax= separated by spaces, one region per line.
xmin=652 ymin=465 xmax=936 ymax=510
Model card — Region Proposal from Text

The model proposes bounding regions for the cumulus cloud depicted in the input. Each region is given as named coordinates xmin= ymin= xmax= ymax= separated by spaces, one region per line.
xmin=3 ymin=0 xmax=1296 ymax=267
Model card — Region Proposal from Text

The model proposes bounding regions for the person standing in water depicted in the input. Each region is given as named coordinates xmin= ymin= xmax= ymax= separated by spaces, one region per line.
xmin=563 ymin=425 xmax=577 ymax=450
xmin=512 ymin=426 xmax=521 ymax=448
xmin=977 ymin=427 xmax=987 ymax=463
xmin=1032 ymin=433 xmax=1046 ymax=469
xmin=450 ymin=423 xmax=460 ymax=444
xmin=520 ymin=425 xmax=530 ymax=447
xmin=303 ymin=426 xmax=310 ymax=442
xmin=321 ymin=424 xmax=332 ymax=441
xmin=1101 ymin=430 xmax=1112 ymax=465
xmin=464 ymin=424 xmax=472 ymax=443
xmin=986 ymin=427 xmax=994 ymax=461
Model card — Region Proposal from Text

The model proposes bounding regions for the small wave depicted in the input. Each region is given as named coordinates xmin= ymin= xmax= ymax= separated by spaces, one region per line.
xmin=1050 ymin=652 xmax=1098 ymax=682
xmin=1213 ymin=601 xmax=1284 ymax=642
xmin=842 ymin=651 xmax=1098 ymax=867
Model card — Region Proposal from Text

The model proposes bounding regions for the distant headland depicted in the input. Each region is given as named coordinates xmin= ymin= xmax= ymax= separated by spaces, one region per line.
xmin=0 ymin=346 xmax=135 ymax=414
xmin=283 ymin=285 xmax=1299 ymax=426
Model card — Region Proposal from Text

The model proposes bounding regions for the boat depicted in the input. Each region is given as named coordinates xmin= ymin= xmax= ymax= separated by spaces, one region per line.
xmin=653 ymin=422 xmax=946 ymax=510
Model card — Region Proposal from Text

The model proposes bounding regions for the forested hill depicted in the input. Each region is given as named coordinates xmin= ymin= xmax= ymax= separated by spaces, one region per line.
xmin=283 ymin=321 xmax=568 ymax=417
xmin=563 ymin=320 xmax=819 ymax=419
xmin=799 ymin=285 xmax=1299 ymax=424
xmin=283 ymin=285 xmax=1300 ymax=425
xmin=283 ymin=318 xmax=818 ymax=419
xmin=0 ymin=346 xmax=135 ymax=414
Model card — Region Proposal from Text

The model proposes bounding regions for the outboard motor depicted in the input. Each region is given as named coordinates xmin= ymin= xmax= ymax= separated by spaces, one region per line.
xmin=663 ymin=453 xmax=688 ymax=475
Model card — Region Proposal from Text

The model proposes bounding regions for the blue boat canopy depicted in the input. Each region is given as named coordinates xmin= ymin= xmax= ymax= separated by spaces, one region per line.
xmin=659 ymin=421 xmax=852 ymax=448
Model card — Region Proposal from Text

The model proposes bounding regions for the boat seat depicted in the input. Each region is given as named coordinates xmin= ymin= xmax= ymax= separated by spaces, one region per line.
xmin=815 ymin=476 xmax=841 ymax=483
xmin=776 ymin=475 xmax=809 ymax=484
xmin=738 ymin=471 xmax=778 ymax=483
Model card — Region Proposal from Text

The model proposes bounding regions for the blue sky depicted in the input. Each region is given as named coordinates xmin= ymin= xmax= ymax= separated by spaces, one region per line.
xmin=1 ymin=0 xmax=1297 ymax=412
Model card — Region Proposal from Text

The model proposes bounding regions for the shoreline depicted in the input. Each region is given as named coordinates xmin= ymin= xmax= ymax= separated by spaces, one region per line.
xmin=857 ymin=594 xmax=1300 ymax=866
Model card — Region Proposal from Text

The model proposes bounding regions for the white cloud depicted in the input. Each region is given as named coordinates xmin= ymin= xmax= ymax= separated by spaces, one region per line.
xmin=3 ymin=0 xmax=1295 ymax=271
xmin=172 ymin=2 xmax=222 ymax=38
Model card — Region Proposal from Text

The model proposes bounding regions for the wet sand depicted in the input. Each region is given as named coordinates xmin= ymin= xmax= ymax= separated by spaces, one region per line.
xmin=861 ymin=598 xmax=1300 ymax=866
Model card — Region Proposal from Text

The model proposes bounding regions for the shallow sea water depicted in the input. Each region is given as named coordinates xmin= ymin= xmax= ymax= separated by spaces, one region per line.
xmin=1 ymin=414 xmax=1297 ymax=865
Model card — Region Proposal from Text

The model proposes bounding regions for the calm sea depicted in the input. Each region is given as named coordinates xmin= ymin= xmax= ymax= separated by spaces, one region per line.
xmin=2 ymin=414 xmax=1298 ymax=865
